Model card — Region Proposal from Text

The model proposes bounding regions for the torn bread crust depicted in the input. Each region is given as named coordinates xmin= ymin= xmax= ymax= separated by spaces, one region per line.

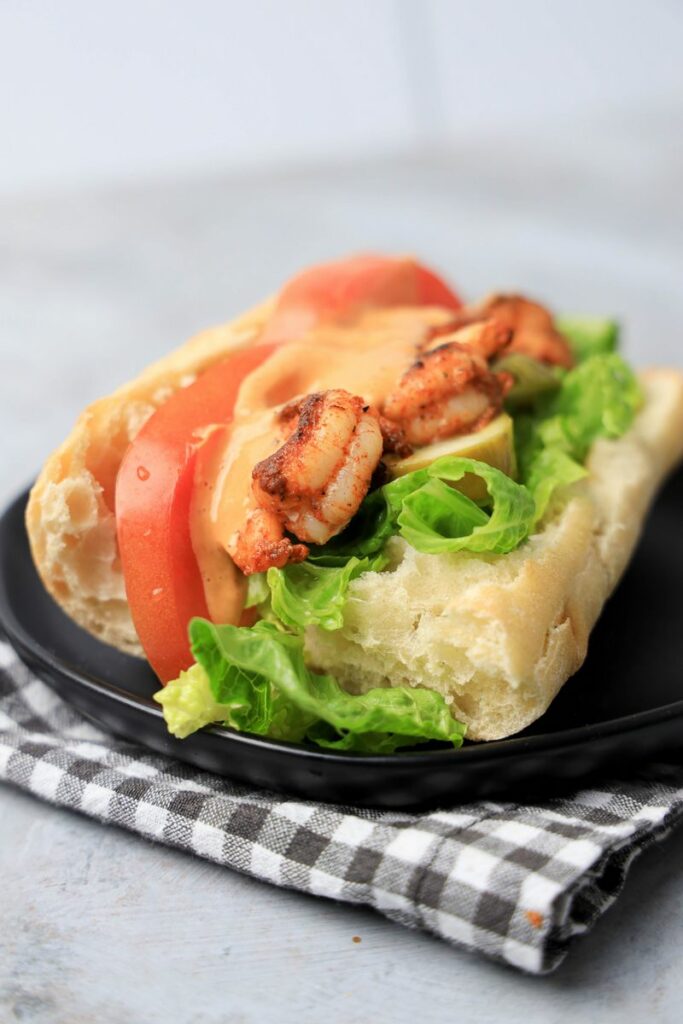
xmin=26 ymin=306 xmax=683 ymax=743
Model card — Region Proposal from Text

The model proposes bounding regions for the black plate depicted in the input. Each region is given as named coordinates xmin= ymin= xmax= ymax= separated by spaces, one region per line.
xmin=1 ymin=476 xmax=682 ymax=810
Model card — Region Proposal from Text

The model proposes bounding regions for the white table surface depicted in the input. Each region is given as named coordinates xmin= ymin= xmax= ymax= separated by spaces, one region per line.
xmin=2 ymin=135 xmax=682 ymax=1022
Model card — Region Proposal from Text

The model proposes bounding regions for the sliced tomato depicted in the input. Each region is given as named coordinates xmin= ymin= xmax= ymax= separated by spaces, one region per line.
xmin=414 ymin=263 xmax=464 ymax=310
xmin=115 ymin=344 xmax=279 ymax=683
xmin=260 ymin=254 xmax=461 ymax=343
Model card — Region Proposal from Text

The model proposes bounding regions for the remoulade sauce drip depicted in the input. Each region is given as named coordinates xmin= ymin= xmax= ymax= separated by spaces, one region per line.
xmin=189 ymin=304 xmax=455 ymax=624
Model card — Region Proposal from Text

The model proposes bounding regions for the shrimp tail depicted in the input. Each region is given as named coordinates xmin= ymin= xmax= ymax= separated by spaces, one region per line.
xmin=229 ymin=508 xmax=308 ymax=577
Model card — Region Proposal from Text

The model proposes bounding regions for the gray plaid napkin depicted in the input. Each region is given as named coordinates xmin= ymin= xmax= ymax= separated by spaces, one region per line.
xmin=1 ymin=637 xmax=682 ymax=974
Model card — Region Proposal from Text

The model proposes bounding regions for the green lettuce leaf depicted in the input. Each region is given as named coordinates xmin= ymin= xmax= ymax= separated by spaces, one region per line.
xmin=523 ymin=447 xmax=588 ymax=522
xmin=153 ymin=662 xmax=264 ymax=740
xmin=186 ymin=617 xmax=312 ymax=740
xmin=155 ymin=618 xmax=466 ymax=751
xmin=528 ymin=352 xmax=642 ymax=462
xmin=244 ymin=572 xmax=270 ymax=609
xmin=397 ymin=456 xmax=535 ymax=554
xmin=557 ymin=316 xmax=619 ymax=362
xmin=518 ymin=353 xmax=642 ymax=520
xmin=265 ymin=553 xmax=388 ymax=632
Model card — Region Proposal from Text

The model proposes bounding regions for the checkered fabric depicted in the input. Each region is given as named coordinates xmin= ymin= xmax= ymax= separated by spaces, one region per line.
xmin=1 ymin=638 xmax=682 ymax=974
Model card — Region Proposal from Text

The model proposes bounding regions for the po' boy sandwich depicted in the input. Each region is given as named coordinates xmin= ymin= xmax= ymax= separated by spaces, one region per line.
xmin=27 ymin=255 xmax=683 ymax=751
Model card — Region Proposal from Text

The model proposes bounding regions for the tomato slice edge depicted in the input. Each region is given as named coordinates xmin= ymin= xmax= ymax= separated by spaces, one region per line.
xmin=115 ymin=344 xmax=279 ymax=682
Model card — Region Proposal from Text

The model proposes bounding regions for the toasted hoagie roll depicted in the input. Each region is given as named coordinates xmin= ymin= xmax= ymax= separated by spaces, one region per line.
xmin=26 ymin=256 xmax=683 ymax=744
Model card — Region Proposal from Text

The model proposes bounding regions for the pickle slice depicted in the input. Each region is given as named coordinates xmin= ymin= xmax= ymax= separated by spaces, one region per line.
xmin=385 ymin=413 xmax=516 ymax=502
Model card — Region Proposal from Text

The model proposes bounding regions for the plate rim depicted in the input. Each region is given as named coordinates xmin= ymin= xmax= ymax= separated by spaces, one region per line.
xmin=2 ymin=486 xmax=683 ymax=768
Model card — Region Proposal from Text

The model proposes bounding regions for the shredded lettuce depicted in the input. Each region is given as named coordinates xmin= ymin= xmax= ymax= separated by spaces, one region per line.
xmin=155 ymin=619 xmax=466 ymax=751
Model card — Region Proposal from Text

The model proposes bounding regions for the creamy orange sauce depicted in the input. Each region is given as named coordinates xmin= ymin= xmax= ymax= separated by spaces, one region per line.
xmin=190 ymin=304 xmax=455 ymax=623
xmin=190 ymin=426 xmax=248 ymax=625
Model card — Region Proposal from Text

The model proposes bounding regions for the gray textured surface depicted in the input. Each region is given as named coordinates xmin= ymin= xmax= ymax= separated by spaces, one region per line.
xmin=3 ymin=784 xmax=683 ymax=1024
xmin=2 ymin=139 xmax=683 ymax=1021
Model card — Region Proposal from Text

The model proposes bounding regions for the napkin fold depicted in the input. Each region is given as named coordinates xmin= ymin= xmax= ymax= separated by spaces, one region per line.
xmin=1 ymin=637 xmax=681 ymax=974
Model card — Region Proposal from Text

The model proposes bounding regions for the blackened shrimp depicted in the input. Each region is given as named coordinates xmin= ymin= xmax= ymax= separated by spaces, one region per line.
xmin=228 ymin=390 xmax=383 ymax=575
xmin=382 ymin=319 xmax=513 ymax=447
xmin=473 ymin=294 xmax=574 ymax=368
